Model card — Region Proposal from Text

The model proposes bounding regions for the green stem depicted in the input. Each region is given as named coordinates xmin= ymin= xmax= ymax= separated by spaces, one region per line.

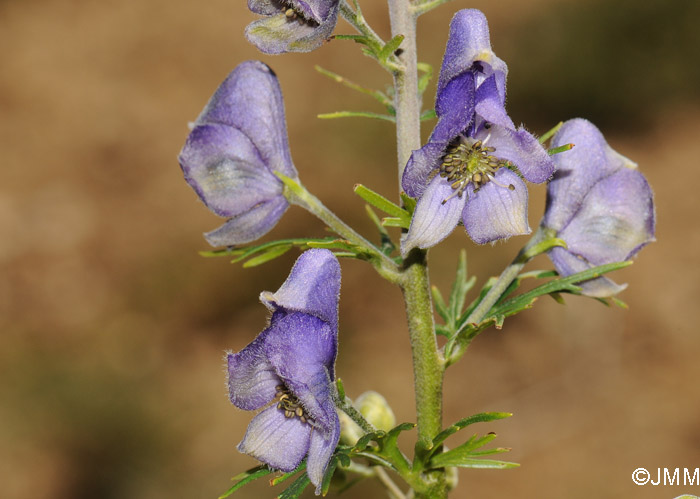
xmin=388 ymin=0 xmax=446 ymax=496
xmin=279 ymin=174 xmax=401 ymax=282
xmin=338 ymin=397 xmax=376 ymax=434
xmin=388 ymin=0 xmax=421 ymax=184
xmin=399 ymin=251 xmax=446 ymax=497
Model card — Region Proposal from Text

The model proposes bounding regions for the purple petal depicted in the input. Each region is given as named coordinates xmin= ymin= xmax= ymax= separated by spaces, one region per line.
xmin=438 ymin=9 xmax=507 ymax=103
xmin=543 ymin=118 xmax=630 ymax=231
xmin=401 ymin=176 xmax=466 ymax=255
xmin=260 ymin=249 xmax=341 ymax=328
xmin=264 ymin=311 xmax=337 ymax=429
xmin=478 ymin=124 xmax=554 ymax=184
xmin=462 ymin=169 xmax=530 ymax=244
xmin=307 ymin=413 xmax=341 ymax=493
xmin=179 ymin=124 xmax=282 ymax=218
xmin=549 ymin=247 xmax=627 ymax=298
xmin=433 ymin=71 xmax=475 ymax=142
xmin=559 ymin=168 xmax=655 ymax=265
xmin=237 ymin=405 xmax=312 ymax=472
xmin=248 ymin=0 xmax=279 ymax=15
xmin=195 ymin=61 xmax=296 ymax=178
xmin=227 ymin=331 xmax=279 ymax=411
xmin=204 ymin=195 xmax=289 ymax=247
xmin=402 ymin=142 xmax=446 ymax=198
xmin=245 ymin=5 xmax=339 ymax=55
xmin=474 ymin=74 xmax=513 ymax=129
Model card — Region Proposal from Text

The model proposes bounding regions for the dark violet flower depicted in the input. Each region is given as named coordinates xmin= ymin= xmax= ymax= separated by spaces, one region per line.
xmin=542 ymin=119 xmax=655 ymax=297
xmin=227 ymin=249 xmax=341 ymax=493
xmin=401 ymin=9 xmax=555 ymax=254
xmin=246 ymin=0 xmax=340 ymax=54
xmin=179 ymin=61 xmax=297 ymax=247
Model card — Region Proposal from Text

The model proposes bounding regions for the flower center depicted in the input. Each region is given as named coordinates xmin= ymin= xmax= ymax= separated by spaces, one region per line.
xmin=277 ymin=1 xmax=319 ymax=26
xmin=275 ymin=384 xmax=311 ymax=424
xmin=438 ymin=136 xmax=513 ymax=204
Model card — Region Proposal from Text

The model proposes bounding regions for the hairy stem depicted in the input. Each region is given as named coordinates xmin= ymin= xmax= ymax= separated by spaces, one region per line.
xmin=388 ymin=0 xmax=421 ymax=185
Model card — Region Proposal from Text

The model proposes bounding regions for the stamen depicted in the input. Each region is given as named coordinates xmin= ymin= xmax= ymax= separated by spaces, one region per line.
xmin=274 ymin=384 xmax=311 ymax=424
xmin=487 ymin=173 xmax=516 ymax=190
xmin=437 ymin=135 xmax=511 ymax=203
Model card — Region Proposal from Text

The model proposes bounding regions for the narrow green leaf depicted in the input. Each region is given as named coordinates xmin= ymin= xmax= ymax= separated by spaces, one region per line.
xmin=548 ymin=143 xmax=574 ymax=156
xmin=218 ymin=466 xmax=272 ymax=498
xmin=354 ymin=184 xmax=411 ymax=222
xmin=379 ymin=34 xmax=404 ymax=61
xmin=538 ymin=121 xmax=563 ymax=144
xmin=381 ymin=217 xmax=409 ymax=228
xmin=431 ymin=412 xmax=512 ymax=451
xmin=336 ymin=378 xmax=346 ymax=401
xmin=353 ymin=431 xmax=385 ymax=452
xmin=435 ymin=324 xmax=451 ymax=337
xmin=430 ymin=456 xmax=519 ymax=469
xmin=400 ymin=192 xmax=416 ymax=215
xmin=317 ymin=111 xmax=395 ymax=122
xmin=277 ymin=471 xmax=311 ymax=499
xmin=612 ymin=297 xmax=628 ymax=309
xmin=417 ymin=62 xmax=434 ymax=94
xmin=242 ymin=244 xmax=292 ymax=268
xmin=320 ymin=456 xmax=339 ymax=496
xmin=420 ymin=109 xmax=437 ymax=121
xmin=314 ymin=65 xmax=394 ymax=111
xmin=432 ymin=285 xmax=449 ymax=322
xmin=491 ymin=261 xmax=633 ymax=319
xmin=448 ymin=250 xmax=470 ymax=323
xmin=270 ymin=461 xmax=307 ymax=486
xmin=549 ymin=292 xmax=566 ymax=305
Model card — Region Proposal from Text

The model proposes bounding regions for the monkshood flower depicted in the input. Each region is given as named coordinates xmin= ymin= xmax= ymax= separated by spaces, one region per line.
xmin=542 ymin=119 xmax=655 ymax=297
xmin=179 ymin=61 xmax=297 ymax=247
xmin=227 ymin=249 xmax=341 ymax=493
xmin=401 ymin=9 xmax=555 ymax=254
xmin=246 ymin=0 xmax=340 ymax=54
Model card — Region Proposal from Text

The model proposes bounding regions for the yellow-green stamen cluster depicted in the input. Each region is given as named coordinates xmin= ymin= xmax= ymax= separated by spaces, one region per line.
xmin=438 ymin=139 xmax=513 ymax=204
xmin=279 ymin=1 xmax=319 ymax=26
xmin=275 ymin=384 xmax=310 ymax=424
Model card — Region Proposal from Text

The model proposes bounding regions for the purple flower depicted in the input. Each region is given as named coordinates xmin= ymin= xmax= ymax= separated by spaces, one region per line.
xmin=227 ymin=249 xmax=341 ymax=493
xmin=179 ymin=61 xmax=297 ymax=247
xmin=246 ymin=0 xmax=340 ymax=54
xmin=542 ymin=119 xmax=655 ymax=297
xmin=401 ymin=9 xmax=555 ymax=254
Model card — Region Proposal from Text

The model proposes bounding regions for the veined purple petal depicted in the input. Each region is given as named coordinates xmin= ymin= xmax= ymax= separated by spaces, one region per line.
xmin=474 ymin=74 xmax=513 ymax=129
xmin=195 ymin=61 xmax=296 ymax=178
xmin=438 ymin=9 xmax=507 ymax=103
xmin=434 ymin=71 xmax=475 ymax=139
xmin=479 ymin=124 xmax=554 ymax=184
xmin=238 ymin=405 xmax=312 ymax=472
xmin=307 ymin=412 xmax=341 ymax=493
xmin=260 ymin=249 xmax=341 ymax=328
xmin=245 ymin=4 xmax=339 ymax=54
xmin=549 ymin=247 xmax=627 ymax=298
xmin=227 ymin=331 xmax=279 ymax=411
xmin=402 ymin=142 xmax=447 ymax=198
xmin=264 ymin=311 xmax=337 ymax=406
xmin=401 ymin=176 xmax=466 ymax=255
xmin=462 ymin=169 xmax=530 ymax=244
xmin=179 ymin=124 xmax=281 ymax=218
xmin=543 ymin=118 xmax=626 ymax=231
xmin=204 ymin=195 xmax=289 ymax=247
xmin=559 ymin=168 xmax=655 ymax=265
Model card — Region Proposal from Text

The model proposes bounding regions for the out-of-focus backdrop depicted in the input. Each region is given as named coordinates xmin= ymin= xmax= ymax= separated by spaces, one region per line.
xmin=2 ymin=0 xmax=698 ymax=498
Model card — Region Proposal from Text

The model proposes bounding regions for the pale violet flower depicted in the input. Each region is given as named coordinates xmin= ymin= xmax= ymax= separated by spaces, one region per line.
xmin=401 ymin=9 xmax=554 ymax=255
xmin=246 ymin=0 xmax=340 ymax=54
xmin=227 ymin=249 xmax=341 ymax=493
xmin=542 ymin=119 xmax=655 ymax=297
xmin=179 ymin=61 xmax=296 ymax=246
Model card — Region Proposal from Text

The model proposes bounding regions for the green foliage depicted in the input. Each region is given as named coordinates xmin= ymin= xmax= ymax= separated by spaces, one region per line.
xmin=354 ymin=184 xmax=412 ymax=229
xmin=218 ymin=466 xmax=273 ymax=498
xmin=199 ymin=237 xmax=372 ymax=266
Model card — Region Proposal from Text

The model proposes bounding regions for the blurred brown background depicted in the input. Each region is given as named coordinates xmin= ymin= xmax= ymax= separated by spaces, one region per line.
xmin=1 ymin=0 xmax=698 ymax=498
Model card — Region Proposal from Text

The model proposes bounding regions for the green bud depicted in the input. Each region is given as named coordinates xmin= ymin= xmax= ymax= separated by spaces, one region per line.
xmin=355 ymin=391 xmax=396 ymax=432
